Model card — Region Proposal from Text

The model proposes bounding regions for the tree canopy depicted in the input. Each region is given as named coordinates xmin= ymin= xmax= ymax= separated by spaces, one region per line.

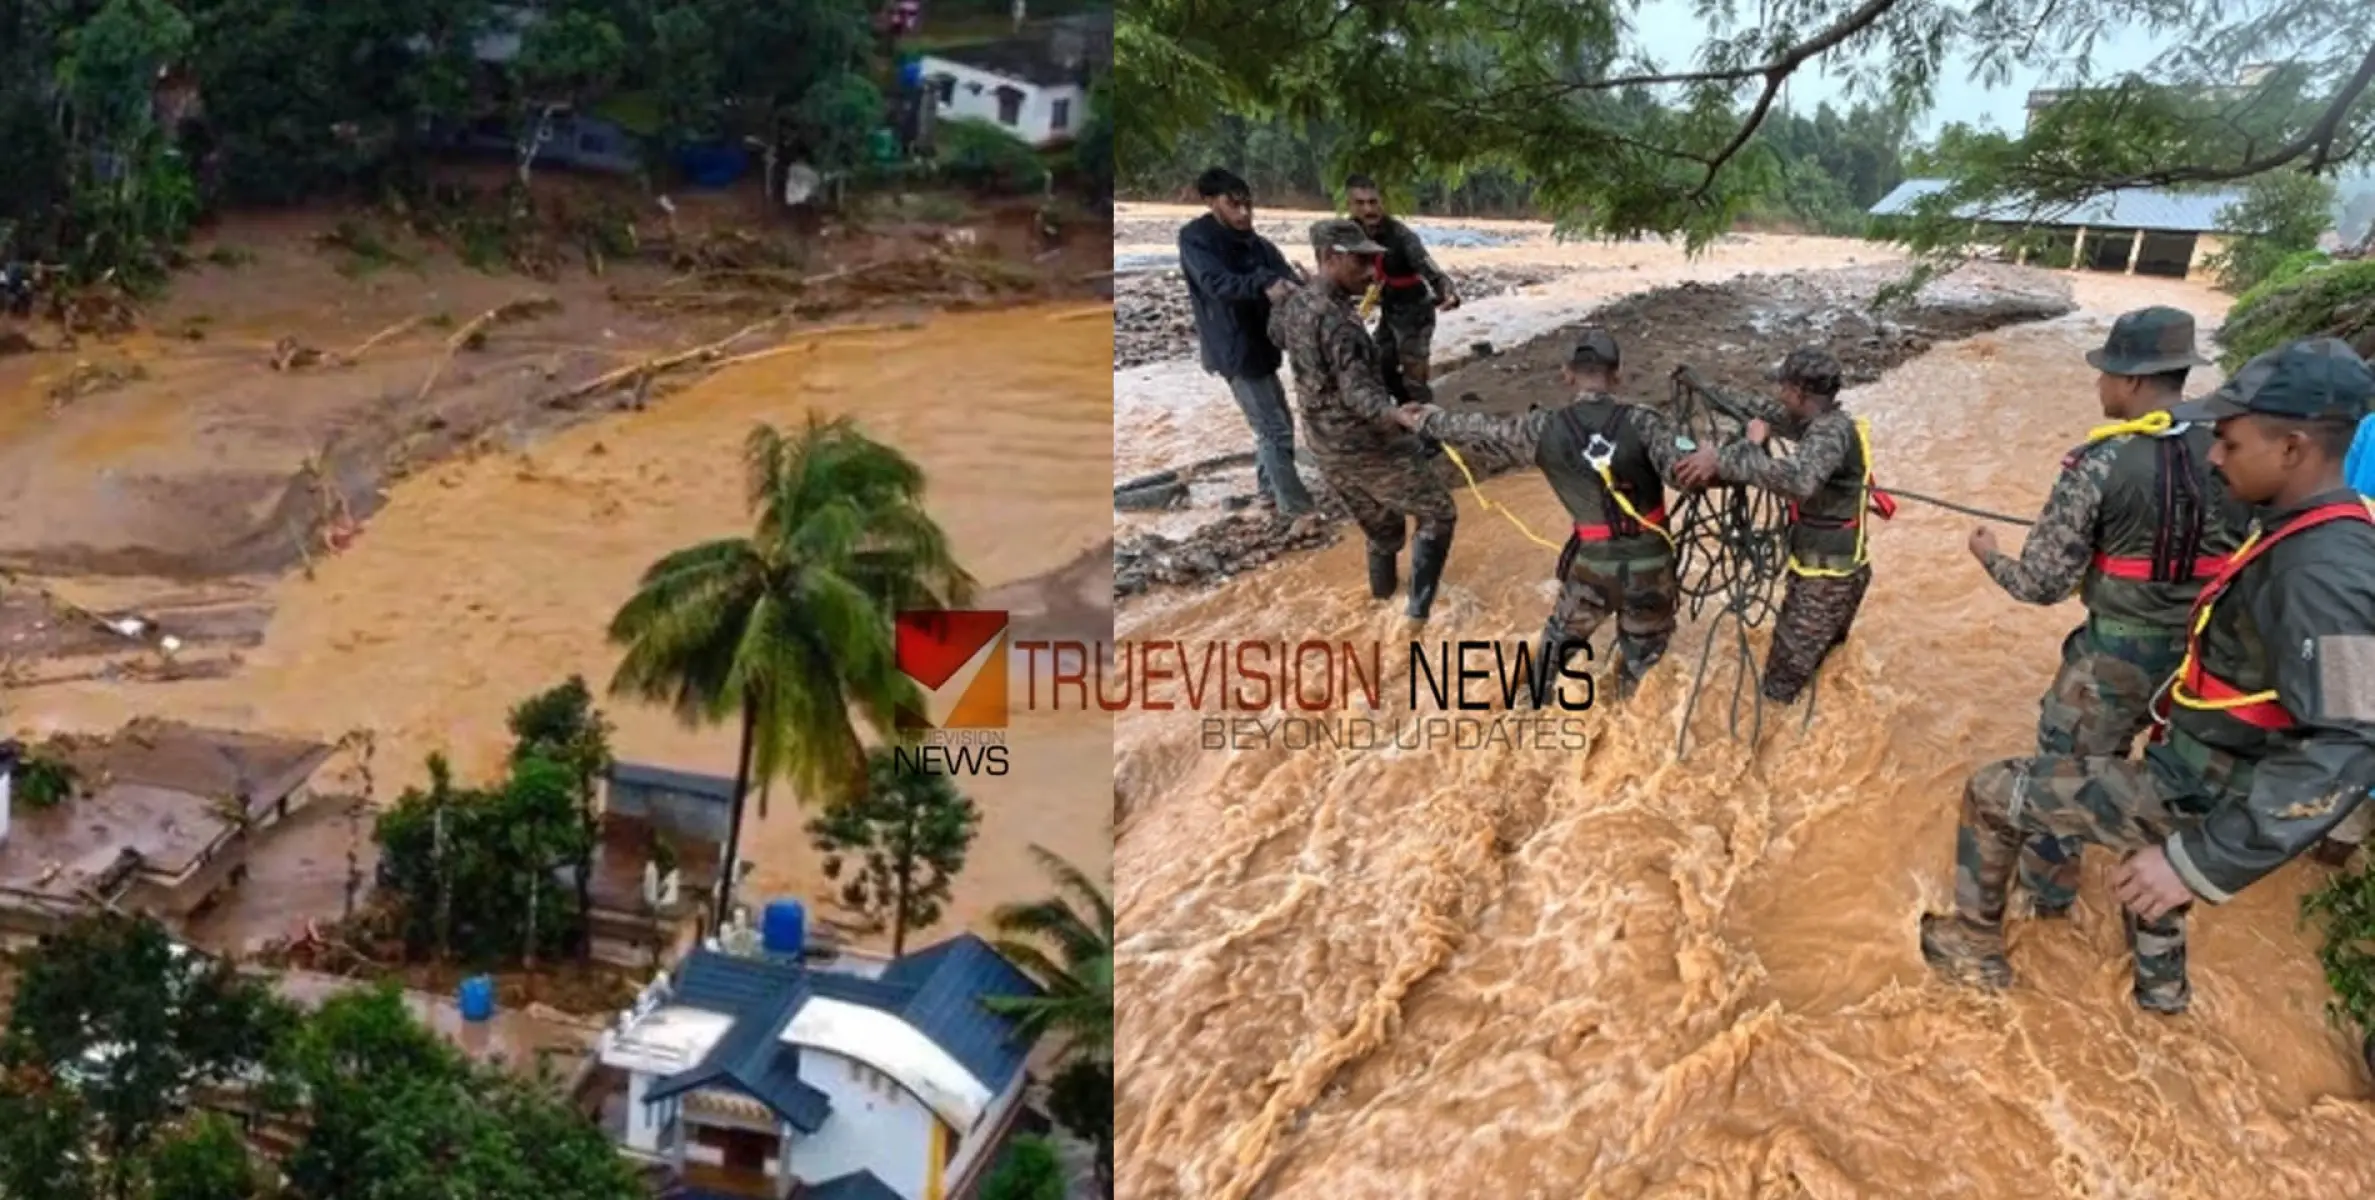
xmin=1121 ymin=0 xmax=2374 ymax=251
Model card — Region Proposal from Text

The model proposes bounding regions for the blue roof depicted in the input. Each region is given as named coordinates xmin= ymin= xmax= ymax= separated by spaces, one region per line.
xmin=1868 ymin=178 xmax=2245 ymax=233
xmin=642 ymin=934 xmax=1044 ymax=1129
xmin=609 ymin=761 xmax=741 ymax=803
xmin=807 ymin=1171 xmax=903 ymax=1200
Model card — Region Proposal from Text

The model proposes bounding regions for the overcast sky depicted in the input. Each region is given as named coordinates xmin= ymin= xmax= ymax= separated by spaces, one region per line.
xmin=1629 ymin=0 xmax=2170 ymax=136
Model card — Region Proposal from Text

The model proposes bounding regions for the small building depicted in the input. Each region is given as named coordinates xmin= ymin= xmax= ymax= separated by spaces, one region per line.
xmin=606 ymin=761 xmax=742 ymax=846
xmin=0 ymin=721 xmax=336 ymax=943
xmin=596 ymin=927 xmax=1044 ymax=1200
xmin=1868 ymin=178 xmax=2247 ymax=280
xmin=918 ymin=15 xmax=1105 ymax=149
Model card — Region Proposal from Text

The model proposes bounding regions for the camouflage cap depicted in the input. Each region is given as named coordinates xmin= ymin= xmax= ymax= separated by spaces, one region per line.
xmin=1308 ymin=217 xmax=1387 ymax=258
xmin=1568 ymin=327 xmax=1621 ymax=369
xmin=2172 ymin=338 xmax=2375 ymax=423
xmin=2085 ymin=306 xmax=2210 ymax=375
xmin=1767 ymin=346 xmax=1842 ymax=392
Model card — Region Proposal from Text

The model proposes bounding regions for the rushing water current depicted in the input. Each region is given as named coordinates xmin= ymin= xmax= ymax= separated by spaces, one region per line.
xmin=1113 ymin=261 xmax=2375 ymax=1199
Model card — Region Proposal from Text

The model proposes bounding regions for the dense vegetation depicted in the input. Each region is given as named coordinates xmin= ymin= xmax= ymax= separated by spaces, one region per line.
xmin=0 ymin=913 xmax=641 ymax=1200
xmin=0 ymin=0 xmax=1105 ymax=291
xmin=1122 ymin=100 xmax=1916 ymax=234
xmin=1121 ymin=1 xmax=2371 ymax=257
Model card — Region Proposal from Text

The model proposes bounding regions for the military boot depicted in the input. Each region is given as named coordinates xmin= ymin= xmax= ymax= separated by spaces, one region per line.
xmin=2125 ymin=911 xmax=2191 ymax=1015
xmin=1919 ymin=913 xmax=2012 ymax=990
xmin=1405 ymin=532 xmax=1451 ymax=621
xmin=1366 ymin=545 xmax=1399 ymax=602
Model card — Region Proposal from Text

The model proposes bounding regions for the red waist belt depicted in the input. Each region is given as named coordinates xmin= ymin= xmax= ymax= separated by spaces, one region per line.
xmin=2091 ymin=552 xmax=2229 ymax=582
xmin=1379 ymin=273 xmax=1423 ymax=288
xmin=1575 ymin=506 xmax=1669 ymax=541
xmin=2174 ymin=665 xmax=2296 ymax=729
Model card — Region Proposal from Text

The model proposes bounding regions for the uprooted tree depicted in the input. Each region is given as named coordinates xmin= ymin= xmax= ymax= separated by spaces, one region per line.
xmin=1121 ymin=1 xmax=2373 ymax=254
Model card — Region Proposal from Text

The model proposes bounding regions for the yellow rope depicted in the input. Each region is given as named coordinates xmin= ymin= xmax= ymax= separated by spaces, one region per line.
xmin=1437 ymin=443 xmax=1567 ymax=550
xmin=2086 ymin=409 xmax=2175 ymax=443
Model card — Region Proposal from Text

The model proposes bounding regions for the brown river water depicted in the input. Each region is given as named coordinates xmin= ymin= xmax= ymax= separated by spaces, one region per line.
xmin=1113 ymin=267 xmax=2375 ymax=1198
xmin=13 ymin=305 xmax=1115 ymax=941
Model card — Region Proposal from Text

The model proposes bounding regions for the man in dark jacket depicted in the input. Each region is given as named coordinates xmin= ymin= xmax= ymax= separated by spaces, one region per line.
xmin=1920 ymin=338 xmax=2375 ymax=1017
xmin=1178 ymin=168 xmax=1316 ymax=516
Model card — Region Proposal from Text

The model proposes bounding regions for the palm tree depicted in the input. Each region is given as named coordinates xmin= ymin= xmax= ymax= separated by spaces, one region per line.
xmin=608 ymin=416 xmax=974 ymax=928
xmin=985 ymin=843 xmax=1113 ymax=1052
xmin=986 ymin=843 xmax=1114 ymax=1196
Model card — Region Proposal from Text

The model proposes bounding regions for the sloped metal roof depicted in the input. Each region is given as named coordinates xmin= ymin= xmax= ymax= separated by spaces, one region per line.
xmin=1868 ymin=178 xmax=2246 ymax=233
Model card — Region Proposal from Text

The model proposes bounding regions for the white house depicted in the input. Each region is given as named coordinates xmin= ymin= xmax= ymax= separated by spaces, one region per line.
xmin=918 ymin=28 xmax=1096 ymax=149
xmin=597 ymin=928 xmax=1045 ymax=1200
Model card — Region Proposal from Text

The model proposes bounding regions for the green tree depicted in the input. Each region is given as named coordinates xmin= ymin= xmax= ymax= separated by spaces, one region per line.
xmin=512 ymin=9 xmax=632 ymax=190
xmin=507 ymin=677 xmax=617 ymax=961
xmin=2207 ymin=170 xmax=2341 ymax=292
xmin=143 ymin=1113 xmax=264 ymax=1200
xmin=279 ymin=984 xmax=641 ymax=1200
xmin=608 ymin=416 xmax=974 ymax=928
xmin=807 ymin=749 xmax=982 ymax=956
xmin=1076 ymin=76 xmax=1114 ymax=203
xmin=375 ymin=753 xmax=592 ymax=964
xmin=2 ymin=913 xmax=297 ymax=1195
xmin=985 ymin=845 xmax=1114 ymax=1196
xmin=980 ymin=1134 xmax=1068 ymax=1200
xmin=1121 ymin=1 xmax=2375 ymax=253
xmin=0 ymin=1065 xmax=99 ymax=1200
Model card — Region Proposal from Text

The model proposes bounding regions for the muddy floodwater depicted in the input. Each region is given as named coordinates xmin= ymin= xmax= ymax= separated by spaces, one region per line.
xmin=12 ymin=304 xmax=1115 ymax=942
xmin=1113 ymin=224 xmax=2375 ymax=1196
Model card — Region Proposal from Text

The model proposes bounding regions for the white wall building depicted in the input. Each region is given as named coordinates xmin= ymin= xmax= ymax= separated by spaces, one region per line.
xmin=597 ymin=929 xmax=1044 ymax=1200
xmin=918 ymin=28 xmax=1096 ymax=149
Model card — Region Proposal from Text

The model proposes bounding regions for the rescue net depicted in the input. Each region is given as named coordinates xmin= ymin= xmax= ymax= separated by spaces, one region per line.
xmin=1664 ymin=376 xmax=1799 ymax=759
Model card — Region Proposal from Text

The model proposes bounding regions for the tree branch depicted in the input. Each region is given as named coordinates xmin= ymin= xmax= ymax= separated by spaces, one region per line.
xmin=1685 ymin=0 xmax=1912 ymax=201
xmin=2053 ymin=39 xmax=2375 ymax=189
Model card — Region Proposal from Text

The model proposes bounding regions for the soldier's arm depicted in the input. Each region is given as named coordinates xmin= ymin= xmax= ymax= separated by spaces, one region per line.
xmin=1629 ymin=406 xmax=1699 ymax=486
xmin=2165 ymin=558 xmax=2375 ymax=902
xmin=1320 ymin=309 xmax=1401 ymax=424
xmin=1178 ymin=223 xmax=1282 ymax=302
xmin=1714 ymin=413 xmax=1847 ymax=499
xmin=1399 ymin=226 xmax=1456 ymax=300
xmin=1418 ymin=406 xmax=1553 ymax=461
xmin=1697 ymin=383 xmax=1787 ymax=425
xmin=1982 ymin=448 xmax=2106 ymax=604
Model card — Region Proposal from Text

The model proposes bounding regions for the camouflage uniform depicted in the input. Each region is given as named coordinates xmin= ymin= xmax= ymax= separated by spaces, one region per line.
xmin=1923 ymin=339 xmax=2375 ymax=1016
xmin=1706 ymin=348 xmax=1874 ymax=704
xmin=1273 ymin=219 xmax=1459 ymax=620
xmin=1417 ymin=329 xmax=1695 ymax=696
xmin=1359 ymin=216 xmax=1456 ymax=405
xmin=1977 ymin=307 xmax=2243 ymax=945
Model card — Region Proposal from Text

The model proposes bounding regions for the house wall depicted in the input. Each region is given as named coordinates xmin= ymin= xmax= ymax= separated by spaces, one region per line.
xmin=791 ymin=1046 xmax=940 ymax=1199
xmin=605 ymin=779 xmax=731 ymax=844
xmin=626 ymin=1070 xmax=659 ymax=1153
xmin=2189 ymin=234 xmax=2228 ymax=280
xmin=921 ymin=59 xmax=1086 ymax=148
xmin=945 ymin=1068 xmax=1027 ymax=1198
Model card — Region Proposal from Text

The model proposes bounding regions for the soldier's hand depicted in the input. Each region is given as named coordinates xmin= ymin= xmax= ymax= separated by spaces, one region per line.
xmin=1264 ymin=278 xmax=1296 ymax=304
xmin=1966 ymin=526 xmax=1999 ymax=562
xmin=2112 ymin=847 xmax=2195 ymax=922
xmin=1437 ymin=293 xmax=1462 ymax=312
xmin=1674 ymin=447 xmax=1720 ymax=490
xmin=1745 ymin=418 xmax=1770 ymax=446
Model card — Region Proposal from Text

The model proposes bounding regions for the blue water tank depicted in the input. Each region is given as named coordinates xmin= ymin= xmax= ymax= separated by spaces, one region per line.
xmin=762 ymin=899 xmax=807 ymax=957
xmin=458 ymin=975 xmax=495 ymax=1023
xmin=676 ymin=143 xmax=751 ymax=189
xmin=898 ymin=58 xmax=926 ymax=91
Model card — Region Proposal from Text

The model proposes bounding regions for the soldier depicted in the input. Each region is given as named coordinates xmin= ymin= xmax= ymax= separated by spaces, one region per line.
xmin=1920 ymin=338 xmax=2375 ymax=1017
xmin=1672 ymin=348 xmax=1887 ymax=704
xmin=1272 ymin=218 xmax=1460 ymax=621
xmin=1391 ymin=328 xmax=1698 ymax=699
xmin=1344 ymin=175 xmax=1461 ymax=405
xmin=1964 ymin=306 xmax=2248 ymax=938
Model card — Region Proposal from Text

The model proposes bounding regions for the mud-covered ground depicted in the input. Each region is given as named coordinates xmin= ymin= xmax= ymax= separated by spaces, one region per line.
xmin=0 ymin=180 xmax=1109 ymax=678
xmin=1114 ymin=264 xmax=1564 ymax=370
xmin=1114 ymin=262 xmax=2077 ymax=597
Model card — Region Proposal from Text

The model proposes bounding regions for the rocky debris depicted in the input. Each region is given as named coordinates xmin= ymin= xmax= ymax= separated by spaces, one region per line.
xmin=1115 ymin=264 xmax=1565 ymax=370
xmin=1116 ymin=261 xmax=2079 ymax=601
xmin=1115 ymin=508 xmax=1347 ymax=597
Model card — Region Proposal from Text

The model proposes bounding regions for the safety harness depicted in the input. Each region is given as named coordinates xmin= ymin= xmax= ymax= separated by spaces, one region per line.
xmin=2152 ymin=497 xmax=2375 ymax=733
xmin=1562 ymin=404 xmax=1674 ymax=549
xmin=1785 ymin=417 xmax=1896 ymax=578
xmin=2079 ymin=410 xmax=2225 ymax=583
